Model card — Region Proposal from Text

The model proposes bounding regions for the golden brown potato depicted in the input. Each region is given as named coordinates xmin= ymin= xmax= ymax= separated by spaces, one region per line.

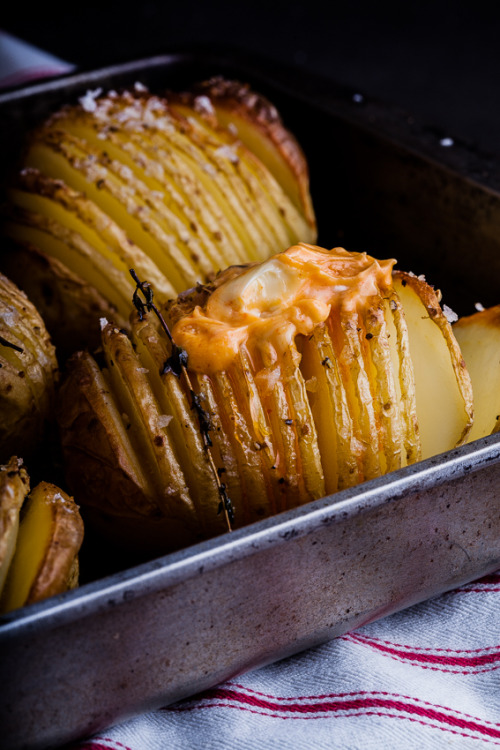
xmin=1 ymin=80 xmax=316 ymax=355
xmin=0 ymin=240 xmax=122 ymax=358
xmin=0 ymin=468 xmax=84 ymax=614
xmin=0 ymin=272 xmax=58 ymax=461
xmin=57 ymin=244 xmax=474 ymax=555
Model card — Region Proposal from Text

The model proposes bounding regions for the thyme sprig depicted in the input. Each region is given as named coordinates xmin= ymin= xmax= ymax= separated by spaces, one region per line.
xmin=0 ymin=335 xmax=23 ymax=354
xmin=129 ymin=269 xmax=234 ymax=530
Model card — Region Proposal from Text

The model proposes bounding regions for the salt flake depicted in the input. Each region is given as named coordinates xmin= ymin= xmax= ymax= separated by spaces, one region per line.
xmin=79 ymin=88 xmax=103 ymax=113
xmin=443 ymin=304 xmax=458 ymax=323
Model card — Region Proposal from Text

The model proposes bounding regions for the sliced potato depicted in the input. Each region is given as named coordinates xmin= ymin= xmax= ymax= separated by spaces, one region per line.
xmin=171 ymin=76 xmax=316 ymax=232
xmin=453 ymin=305 xmax=500 ymax=441
xmin=393 ymin=272 xmax=473 ymax=459
xmin=0 ymin=457 xmax=29 ymax=597
xmin=58 ymin=244 xmax=476 ymax=556
xmin=0 ymin=241 xmax=122 ymax=357
xmin=1 ymin=481 xmax=83 ymax=613
xmin=1 ymin=82 xmax=317 ymax=356
xmin=0 ymin=272 xmax=58 ymax=460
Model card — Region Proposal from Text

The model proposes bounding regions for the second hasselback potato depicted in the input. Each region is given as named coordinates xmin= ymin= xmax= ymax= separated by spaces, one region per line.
xmin=1 ymin=79 xmax=316 ymax=356
xmin=58 ymin=243 xmax=473 ymax=555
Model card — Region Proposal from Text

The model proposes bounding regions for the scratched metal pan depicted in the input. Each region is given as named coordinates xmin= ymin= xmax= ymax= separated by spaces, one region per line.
xmin=1 ymin=47 xmax=500 ymax=750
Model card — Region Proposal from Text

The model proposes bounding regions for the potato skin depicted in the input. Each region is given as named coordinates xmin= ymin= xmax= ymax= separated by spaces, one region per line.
xmin=0 ymin=457 xmax=29 ymax=595
xmin=57 ymin=350 xmax=202 ymax=555
xmin=0 ymin=272 xmax=58 ymax=461
xmin=0 ymin=240 xmax=123 ymax=358
xmin=23 ymin=482 xmax=84 ymax=607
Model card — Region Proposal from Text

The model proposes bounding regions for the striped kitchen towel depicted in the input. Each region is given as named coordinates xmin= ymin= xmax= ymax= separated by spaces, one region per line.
xmin=71 ymin=569 xmax=500 ymax=749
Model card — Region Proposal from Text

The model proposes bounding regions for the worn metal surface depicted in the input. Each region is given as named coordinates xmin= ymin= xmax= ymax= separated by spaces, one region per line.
xmin=1 ymin=437 xmax=500 ymax=749
xmin=1 ymin=50 xmax=500 ymax=750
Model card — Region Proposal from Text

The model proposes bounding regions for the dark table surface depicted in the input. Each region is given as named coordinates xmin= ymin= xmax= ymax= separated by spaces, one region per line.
xmin=2 ymin=1 xmax=500 ymax=157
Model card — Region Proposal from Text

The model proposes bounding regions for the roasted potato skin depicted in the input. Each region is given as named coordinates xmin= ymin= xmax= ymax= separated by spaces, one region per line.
xmin=0 ymin=479 xmax=84 ymax=613
xmin=0 ymin=272 xmax=58 ymax=461
xmin=57 ymin=349 xmax=204 ymax=555
xmin=0 ymin=457 xmax=29 ymax=596
xmin=21 ymin=482 xmax=84 ymax=607
xmin=0 ymin=240 xmax=121 ymax=358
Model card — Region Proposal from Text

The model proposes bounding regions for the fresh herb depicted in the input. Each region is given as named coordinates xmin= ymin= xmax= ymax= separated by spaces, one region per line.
xmin=0 ymin=335 xmax=23 ymax=354
xmin=130 ymin=268 xmax=234 ymax=532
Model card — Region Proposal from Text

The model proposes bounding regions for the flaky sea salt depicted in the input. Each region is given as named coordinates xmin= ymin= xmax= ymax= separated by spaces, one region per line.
xmin=158 ymin=414 xmax=173 ymax=428
xmin=99 ymin=317 xmax=109 ymax=330
xmin=475 ymin=302 xmax=485 ymax=312
xmin=215 ymin=145 xmax=239 ymax=164
xmin=79 ymin=88 xmax=103 ymax=113
xmin=194 ymin=95 xmax=215 ymax=116
xmin=443 ymin=304 xmax=459 ymax=323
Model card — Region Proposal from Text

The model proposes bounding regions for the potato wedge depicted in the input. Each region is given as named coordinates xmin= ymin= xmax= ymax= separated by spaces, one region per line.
xmin=453 ymin=305 xmax=500 ymax=441
xmin=1 ymin=481 xmax=83 ymax=613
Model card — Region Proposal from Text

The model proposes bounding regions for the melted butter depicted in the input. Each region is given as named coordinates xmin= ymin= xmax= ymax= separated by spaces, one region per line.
xmin=172 ymin=243 xmax=396 ymax=373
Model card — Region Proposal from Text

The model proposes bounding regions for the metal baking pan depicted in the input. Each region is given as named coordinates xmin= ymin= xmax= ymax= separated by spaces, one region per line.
xmin=1 ymin=47 xmax=500 ymax=750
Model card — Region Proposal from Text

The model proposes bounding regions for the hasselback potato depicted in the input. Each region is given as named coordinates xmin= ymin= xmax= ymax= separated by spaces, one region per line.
xmin=1 ymin=79 xmax=316 ymax=356
xmin=58 ymin=243 xmax=474 ymax=555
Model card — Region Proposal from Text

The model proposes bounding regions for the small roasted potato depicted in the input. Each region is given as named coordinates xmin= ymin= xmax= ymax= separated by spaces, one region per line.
xmin=0 ymin=271 xmax=58 ymax=460
xmin=0 ymin=470 xmax=84 ymax=614
xmin=57 ymin=244 xmax=474 ymax=556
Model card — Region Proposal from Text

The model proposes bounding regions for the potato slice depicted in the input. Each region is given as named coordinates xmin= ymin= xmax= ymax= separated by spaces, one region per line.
xmin=4 ymin=206 xmax=133 ymax=320
xmin=44 ymin=112 xmax=230 ymax=275
xmin=453 ymin=305 xmax=500 ymax=441
xmin=1 ymin=481 xmax=83 ymax=613
xmin=25 ymin=132 xmax=197 ymax=292
xmin=0 ymin=457 xmax=29 ymax=597
xmin=167 ymin=101 xmax=311 ymax=251
xmin=172 ymin=77 xmax=316 ymax=232
xmin=11 ymin=168 xmax=175 ymax=300
xmin=100 ymin=323 xmax=194 ymax=515
xmin=0 ymin=241 xmax=122 ymax=357
xmin=300 ymin=324 xmax=360 ymax=493
xmin=393 ymin=272 xmax=473 ymax=458
xmin=0 ymin=272 xmax=58 ymax=459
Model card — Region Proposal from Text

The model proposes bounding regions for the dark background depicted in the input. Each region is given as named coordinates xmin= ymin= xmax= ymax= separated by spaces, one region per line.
xmin=2 ymin=1 xmax=500 ymax=157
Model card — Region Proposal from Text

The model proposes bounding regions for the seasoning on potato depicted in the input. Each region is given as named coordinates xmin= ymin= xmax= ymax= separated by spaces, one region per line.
xmin=57 ymin=243 xmax=475 ymax=557
xmin=0 ymin=272 xmax=58 ymax=460
xmin=0 ymin=457 xmax=84 ymax=614
xmin=1 ymin=79 xmax=316 ymax=356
